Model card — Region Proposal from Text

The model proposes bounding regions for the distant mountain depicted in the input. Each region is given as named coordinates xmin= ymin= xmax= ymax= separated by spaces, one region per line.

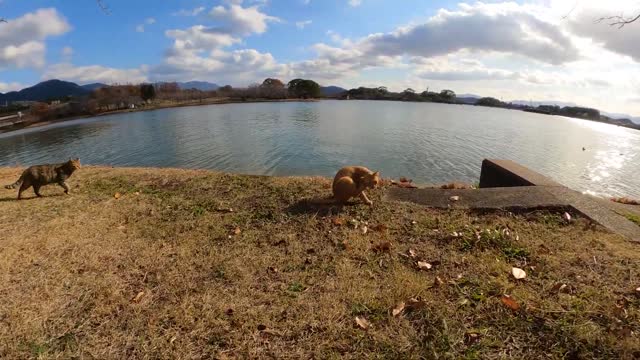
xmin=176 ymin=81 xmax=219 ymax=91
xmin=456 ymin=94 xmax=481 ymax=105
xmin=457 ymin=93 xmax=481 ymax=99
xmin=0 ymin=79 xmax=89 ymax=103
xmin=320 ymin=86 xmax=347 ymax=96
xmin=81 ymin=83 xmax=108 ymax=91
xmin=601 ymin=111 xmax=640 ymax=124
xmin=510 ymin=100 xmax=577 ymax=107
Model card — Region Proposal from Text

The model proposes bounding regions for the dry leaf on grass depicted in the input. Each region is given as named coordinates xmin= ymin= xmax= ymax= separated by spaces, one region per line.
xmin=406 ymin=298 xmax=427 ymax=311
xmin=355 ymin=316 xmax=371 ymax=330
xmin=551 ymin=283 xmax=568 ymax=293
xmin=332 ymin=217 xmax=344 ymax=226
xmin=392 ymin=302 xmax=405 ymax=317
xmin=417 ymin=261 xmax=432 ymax=270
xmin=114 ymin=192 xmax=121 ymax=199
xmin=132 ymin=291 xmax=145 ymax=303
xmin=372 ymin=241 xmax=392 ymax=253
xmin=134 ymin=191 xmax=140 ymax=196
xmin=434 ymin=276 xmax=444 ymax=286
xmin=449 ymin=196 xmax=460 ymax=202
xmin=408 ymin=249 xmax=417 ymax=258
xmin=501 ymin=295 xmax=520 ymax=311
xmin=511 ymin=267 xmax=527 ymax=280
xmin=231 ymin=227 xmax=241 ymax=235
xmin=361 ymin=226 xmax=368 ymax=234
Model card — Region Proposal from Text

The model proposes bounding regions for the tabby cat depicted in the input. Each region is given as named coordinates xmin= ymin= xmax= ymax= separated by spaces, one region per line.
xmin=5 ymin=158 xmax=81 ymax=199
xmin=331 ymin=166 xmax=380 ymax=206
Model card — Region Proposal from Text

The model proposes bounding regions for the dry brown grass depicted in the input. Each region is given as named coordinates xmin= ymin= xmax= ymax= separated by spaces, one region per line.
xmin=0 ymin=166 xmax=639 ymax=359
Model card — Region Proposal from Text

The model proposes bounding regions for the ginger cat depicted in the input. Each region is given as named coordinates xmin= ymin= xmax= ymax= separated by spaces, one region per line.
xmin=331 ymin=166 xmax=380 ymax=206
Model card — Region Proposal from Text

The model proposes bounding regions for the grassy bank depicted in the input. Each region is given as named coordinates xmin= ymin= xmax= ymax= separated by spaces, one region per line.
xmin=0 ymin=167 xmax=638 ymax=359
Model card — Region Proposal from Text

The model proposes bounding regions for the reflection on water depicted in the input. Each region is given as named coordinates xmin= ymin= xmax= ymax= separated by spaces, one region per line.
xmin=0 ymin=100 xmax=638 ymax=199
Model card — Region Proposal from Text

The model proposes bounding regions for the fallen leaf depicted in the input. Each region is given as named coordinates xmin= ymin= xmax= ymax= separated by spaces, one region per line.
xmin=134 ymin=191 xmax=140 ymax=196
xmin=406 ymin=297 xmax=427 ymax=311
xmin=449 ymin=196 xmax=460 ymax=202
xmin=232 ymin=227 xmax=241 ymax=235
xmin=373 ymin=241 xmax=392 ymax=253
xmin=539 ymin=244 xmax=551 ymax=254
xmin=456 ymin=274 xmax=463 ymax=280
xmin=501 ymin=295 xmax=520 ymax=311
xmin=465 ymin=332 xmax=481 ymax=345
xmin=562 ymin=212 xmax=572 ymax=222
xmin=361 ymin=226 xmax=368 ymax=234
xmin=551 ymin=283 xmax=568 ymax=293
xmin=408 ymin=249 xmax=417 ymax=258
xmin=392 ymin=302 xmax=405 ymax=317
xmin=371 ymin=224 xmax=388 ymax=232
xmin=114 ymin=192 xmax=121 ymax=199
xmin=132 ymin=291 xmax=145 ymax=303
xmin=332 ymin=217 xmax=344 ymax=226
xmin=397 ymin=182 xmax=418 ymax=189
xmin=434 ymin=276 xmax=444 ymax=286
xmin=355 ymin=316 xmax=371 ymax=330
xmin=511 ymin=267 xmax=527 ymax=280
xmin=417 ymin=261 xmax=432 ymax=270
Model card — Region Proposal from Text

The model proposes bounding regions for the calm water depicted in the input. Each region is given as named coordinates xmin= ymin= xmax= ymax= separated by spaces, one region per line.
xmin=0 ymin=100 xmax=638 ymax=199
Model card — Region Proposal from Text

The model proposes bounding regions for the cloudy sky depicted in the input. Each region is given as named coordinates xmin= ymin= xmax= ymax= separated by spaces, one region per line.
xmin=1 ymin=0 xmax=640 ymax=115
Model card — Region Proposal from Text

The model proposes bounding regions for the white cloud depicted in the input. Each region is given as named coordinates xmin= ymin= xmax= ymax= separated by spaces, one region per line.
xmin=172 ymin=7 xmax=205 ymax=16
xmin=0 ymin=82 xmax=24 ymax=93
xmin=295 ymin=20 xmax=312 ymax=29
xmin=0 ymin=8 xmax=70 ymax=69
xmin=165 ymin=25 xmax=239 ymax=51
xmin=136 ymin=17 xmax=156 ymax=33
xmin=43 ymin=63 xmax=149 ymax=84
xmin=566 ymin=3 xmax=640 ymax=61
xmin=348 ymin=0 xmax=362 ymax=7
xmin=357 ymin=3 xmax=578 ymax=65
xmin=209 ymin=3 xmax=281 ymax=35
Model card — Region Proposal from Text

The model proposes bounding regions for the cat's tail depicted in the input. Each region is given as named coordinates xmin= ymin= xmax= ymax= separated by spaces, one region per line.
xmin=5 ymin=174 xmax=24 ymax=189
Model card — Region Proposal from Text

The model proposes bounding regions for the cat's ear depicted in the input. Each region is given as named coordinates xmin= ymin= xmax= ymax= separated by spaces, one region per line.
xmin=372 ymin=171 xmax=379 ymax=177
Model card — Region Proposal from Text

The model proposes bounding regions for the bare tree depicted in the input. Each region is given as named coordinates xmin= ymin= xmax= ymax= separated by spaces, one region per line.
xmin=96 ymin=0 xmax=111 ymax=15
xmin=597 ymin=13 xmax=640 ymax=28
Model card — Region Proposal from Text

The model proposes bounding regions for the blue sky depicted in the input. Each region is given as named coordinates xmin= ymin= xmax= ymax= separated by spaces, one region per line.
xmin=1 ymin=0 xmax=640 ymax=115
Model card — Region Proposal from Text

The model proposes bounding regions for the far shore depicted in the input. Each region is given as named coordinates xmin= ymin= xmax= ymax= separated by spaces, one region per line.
xmin=1 ymin=96 xmax=638 ymax=136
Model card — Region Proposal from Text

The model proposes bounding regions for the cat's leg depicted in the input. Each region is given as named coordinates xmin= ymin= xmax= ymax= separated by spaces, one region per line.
xmin=33 ymin=184 xmax=43 ymax=197
xmin=18 ymin=181 xmax=30 ymax=200
xmin=359 ymin=191 xmax=373 ymax=206
xmin=59 ymin=181 xmax=70 ymax=194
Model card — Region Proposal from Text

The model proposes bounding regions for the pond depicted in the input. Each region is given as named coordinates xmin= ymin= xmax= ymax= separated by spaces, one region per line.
xmin=1 ymin=100 xmax=638 ymax=199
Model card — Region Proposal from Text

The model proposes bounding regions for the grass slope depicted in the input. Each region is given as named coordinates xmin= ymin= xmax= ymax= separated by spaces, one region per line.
xmin=0 ymin=167 xmax=638 ymax=359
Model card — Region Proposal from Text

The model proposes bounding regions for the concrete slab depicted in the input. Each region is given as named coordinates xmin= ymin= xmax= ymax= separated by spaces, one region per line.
xmin=479 ymin=159 xmax=563 ymax=188
xmin=385 ymin=186 xmax=567 ymax=210
xmin=385 ymin=186 xmax=640 ymax=243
